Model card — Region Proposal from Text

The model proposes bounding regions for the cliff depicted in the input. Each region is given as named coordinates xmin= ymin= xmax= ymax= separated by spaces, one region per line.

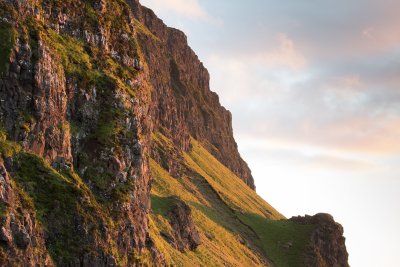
xmin=127 ymin=0 xmax=255 ymax=189
xmin=0 ymin=0 xmax=154 ymax=265
xmin=0 ymin=0 xmax=348 ymax=266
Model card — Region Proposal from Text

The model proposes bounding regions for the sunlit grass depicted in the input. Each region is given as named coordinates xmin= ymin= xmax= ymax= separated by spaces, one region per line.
xmin=150 ymin=158 xmax=266 ymax=266
xmin=150 ymin=133 xmax=316 ymax=266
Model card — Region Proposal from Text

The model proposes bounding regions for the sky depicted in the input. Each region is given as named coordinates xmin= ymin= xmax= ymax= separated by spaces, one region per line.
xmin=140 ymin=1 xmax=400 ymax=266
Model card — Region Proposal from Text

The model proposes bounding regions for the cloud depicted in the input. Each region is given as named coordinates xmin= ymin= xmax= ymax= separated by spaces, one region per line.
xmin=207 ymin=50 xmax=400 ymax=156
xmin=237 ymin=112 xmax=400 ymax=156
xmin=209 ymin=33 xmax=307 ymax=71
xmin=141 ymin=0 xmax=211 ymax=21
xmin=207 ymin=40 xmax=400 ymax=156
xmin=362 ymin=27 xmax=376 ymax=40
xmin=263 ymin=33 xmax=307 ymax=70
xmin=238 ymin=136 xmax=378 ymax=173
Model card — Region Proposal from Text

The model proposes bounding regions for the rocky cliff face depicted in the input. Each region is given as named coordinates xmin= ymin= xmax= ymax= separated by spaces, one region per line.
xmin=127 ymin=0 xmax=255 ymax=189
xmin=0 ymin=0 xmax=155 ymax=265
xmin=0 ymin=0 xmax=348 ymax=266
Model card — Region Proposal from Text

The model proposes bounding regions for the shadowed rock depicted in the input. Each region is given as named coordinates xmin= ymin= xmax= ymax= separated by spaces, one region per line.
xmin=290 ymin=213 xmax=349 ymax=267
xmin=167 ymin=198 xmax=201 ymax=252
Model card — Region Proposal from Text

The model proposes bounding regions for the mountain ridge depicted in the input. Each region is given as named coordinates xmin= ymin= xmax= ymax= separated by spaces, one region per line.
xmin=128 ymin=0 xmax=256 ymax=189
xmin=0 ymin=0 xmax=349 ymax=266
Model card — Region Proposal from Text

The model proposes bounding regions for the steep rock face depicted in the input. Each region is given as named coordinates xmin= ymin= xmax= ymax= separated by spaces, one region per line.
xmin=3 ymin=26 xmax=72 ymax=165
xmin=0 ymin=0 xmax=157 ymax=265
xmin=0 ymin=157 xmax=53 ymax=266
xmin=290 ymin=213 xmax=349 ymax=267
xmin=127 ymin=0 xmax=255 ymax=189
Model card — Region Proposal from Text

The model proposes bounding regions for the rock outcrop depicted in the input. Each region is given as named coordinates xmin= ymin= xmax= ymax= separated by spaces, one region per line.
xmin=167 ymin=198 xmax=201 ymax=252
xmin=290 ymin=213 xmax=349 ymax=267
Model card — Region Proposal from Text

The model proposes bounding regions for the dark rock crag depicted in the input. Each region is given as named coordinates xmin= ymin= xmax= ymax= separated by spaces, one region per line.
xmin=290 ymin=213 xmax=350 ymax=267
xmin=167 ymin=198 xmax=201 ymax=252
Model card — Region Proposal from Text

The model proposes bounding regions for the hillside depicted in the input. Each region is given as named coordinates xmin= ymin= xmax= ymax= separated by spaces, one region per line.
xmin=0 ymin=0 xmax=348 ymax=266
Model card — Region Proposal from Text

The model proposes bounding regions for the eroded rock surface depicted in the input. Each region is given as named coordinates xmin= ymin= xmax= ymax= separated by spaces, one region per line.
xmin=167 ymin=198 xmax=201 ymax=252
xmin=0 ymin=0 xmax=156 ymax=265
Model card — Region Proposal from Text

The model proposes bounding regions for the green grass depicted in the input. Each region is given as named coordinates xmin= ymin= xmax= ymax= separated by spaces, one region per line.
xmin=0 ymin=140 xmax=21 ymax=158
xmin=151 ymin=195 xmax=175 ymax=217
xmin=0 ymin=202 xmax=7 ymax=220
xmin=94 ymin=104 xmax=125 ymax=146
xmin=0 ymin=22 xmax=16 ymax=76
xmin=14 ymin=153 xmax=86 ymax=259
xmin=46 ymin=29 xmax=93 ymax=77
xmin=12 ymin=152 xmax=114 ymax=263
xmin=95 ymin=118 xmax=121 ymax=145
xmin=185 ymin=137 xmax=317 ymax=267
xmin=14 ymin=153 xmax=81 ymax=219
xmin=185 ymin=138 xmax=283 ymax=219
xmin=150 ymin=158 xmax=266 ymax=266
xmin=27 ymin=15 xmax=139 ymax=98
xmin=0 ymin=133 xmax=129 ymax=264
xmin=133 ymin=18 xmax=160 ymax=42
xmin=150 ymin=133 xmax=316 ymax=266
xmin=239 ymin=213 xmax=314 ymax=267
xmin=84 ymin=3 xmax=98 ymax=27
xmin=0 ymin=130 xmax=22 ymax=157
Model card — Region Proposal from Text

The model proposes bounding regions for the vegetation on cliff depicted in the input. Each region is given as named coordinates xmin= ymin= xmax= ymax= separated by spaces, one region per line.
xmin=0 ymin=22 xmax=16 ymax=75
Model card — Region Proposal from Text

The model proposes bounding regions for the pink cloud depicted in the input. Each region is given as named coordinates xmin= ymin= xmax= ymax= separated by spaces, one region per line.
xmin=141 ymin=0 xmax=210 ymax=21
xmin=244 ymin=115 xmax=400 ymax=156
xmin=258 ymin=33 xmax=307 ymax=70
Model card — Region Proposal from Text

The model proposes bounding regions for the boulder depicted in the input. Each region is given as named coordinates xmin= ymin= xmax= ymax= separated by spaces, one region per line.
xmin=167 ymin=198 xmax=201 ymax=252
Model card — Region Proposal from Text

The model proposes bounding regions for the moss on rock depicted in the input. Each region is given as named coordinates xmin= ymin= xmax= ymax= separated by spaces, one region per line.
xmin=0 ymin=22 xmax=16 ymax=76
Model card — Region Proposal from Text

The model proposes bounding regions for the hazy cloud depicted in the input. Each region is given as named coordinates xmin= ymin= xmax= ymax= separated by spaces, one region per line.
xmin=141 ymin=0 xmax=212 ymax=21
xmin=261 ymin=33 xmax=306 ymax=70
xmin=205 ymin=37 xmax=400 ymax=156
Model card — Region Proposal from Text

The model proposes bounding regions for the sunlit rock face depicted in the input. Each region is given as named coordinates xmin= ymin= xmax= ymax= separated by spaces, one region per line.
xmin=0 ymin=0 xmax=154 ymax=265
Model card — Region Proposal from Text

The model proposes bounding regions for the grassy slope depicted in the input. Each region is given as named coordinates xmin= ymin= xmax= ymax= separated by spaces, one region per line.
xmin=150 ymin=134 xmax=315 ymax=266
xmin=239 ymin=215 xmax=314 ymax=267
xmin=186 ymin=139 xmax=283 ymax=220
xmin=150 ymin=159 xmax=266 ymax=266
